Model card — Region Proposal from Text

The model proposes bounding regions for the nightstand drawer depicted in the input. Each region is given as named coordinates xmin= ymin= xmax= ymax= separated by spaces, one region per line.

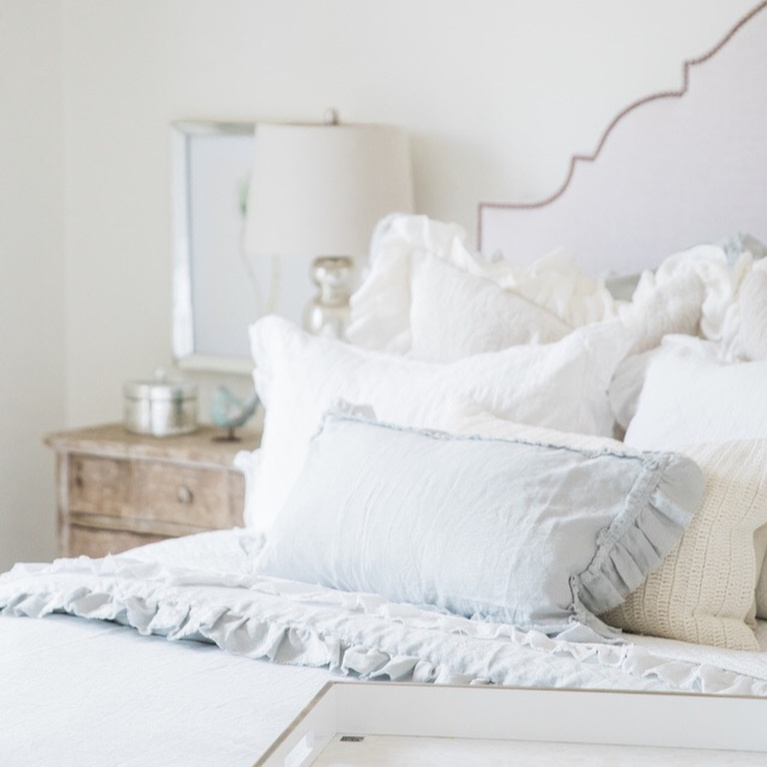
xmin=47 ymin=424 xmax=260 ymax=558
xmin=133 ymin=460 xmax=230 ymax=528
xmin=69 ymin=456 xmax=132 ymax=516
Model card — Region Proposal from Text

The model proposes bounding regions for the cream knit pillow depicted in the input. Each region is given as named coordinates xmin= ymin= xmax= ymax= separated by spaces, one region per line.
xmin=603 ymin=440 xmax=767 ymax=651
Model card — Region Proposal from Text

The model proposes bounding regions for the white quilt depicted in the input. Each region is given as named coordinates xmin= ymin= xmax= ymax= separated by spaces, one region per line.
xmin=2 ymin=530 xmax=767 ymax=700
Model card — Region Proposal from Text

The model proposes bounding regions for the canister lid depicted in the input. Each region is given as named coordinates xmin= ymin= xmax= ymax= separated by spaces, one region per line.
xmin=124 ymin=368 xmax=198 ymax=401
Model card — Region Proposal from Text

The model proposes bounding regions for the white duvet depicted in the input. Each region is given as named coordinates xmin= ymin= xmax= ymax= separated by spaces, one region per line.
xmin=3 ymin=530 xmax=767 ymax=700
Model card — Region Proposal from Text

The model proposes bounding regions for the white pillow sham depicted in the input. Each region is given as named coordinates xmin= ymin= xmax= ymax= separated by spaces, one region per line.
xmin=244 ymin=315 xmax=632 ymax=532
xmin=346 ymin=214 xmax=615 ymax=354
xmin=409 ymin=254 xmax=571 ymax=362
xmin=432 ymin=395 xmax=627 ymax=452
xmin=609 ymin=336 xmax=715 ymax=433
xmin=739 ymin=269 xmax=767 ymax=361
xmin=624 ymin=339 xmax=767 ymax=450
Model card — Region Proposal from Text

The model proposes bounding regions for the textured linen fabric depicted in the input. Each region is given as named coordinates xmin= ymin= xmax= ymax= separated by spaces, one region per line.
xmin=0 ymin=614 xmax=331 ymax=767
xmin=4 ymin=531 xmax=767 ymax=701
xmin=603 ymin=440 xmax=767 ymax=651
xmin=739 ymin=269 xmax=767 ymax=360
xmin=608 ymin=347 xmax=661 ymax=433
xmin=633 ymin=242 xmax=767 ymax=360
xmin=346 ymin=214 xmax=615 ymax=354
xmin=609 ymin=336 xmax=717 ymax=434
xmin=244 ymin=315 xmax=632 ymax=532
xmin=348 ymin=217 xmax=765 ymax=364
xmin=255 ymin=410 xmax=704 ymax=640
xmin=615 ymin=267 xmax=705 ymax=355
xmin=432 ymin=396 xmax=628 ymax=453
xmin=409 ymin=253 xmax=571 ymax=362
xmin=0 ymin=529 xmax=332 ymax=767
xmin=624 ymin=339 xmax=767 ymax=450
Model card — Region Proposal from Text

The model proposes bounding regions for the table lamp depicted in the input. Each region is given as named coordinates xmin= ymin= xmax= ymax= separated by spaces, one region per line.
xmin=244 ymin=111 xmax=414 ymax=337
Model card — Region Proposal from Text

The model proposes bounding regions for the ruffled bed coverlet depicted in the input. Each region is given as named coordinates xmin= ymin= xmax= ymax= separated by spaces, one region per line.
xmin=2 ymin=530 xmax=767 ymax=697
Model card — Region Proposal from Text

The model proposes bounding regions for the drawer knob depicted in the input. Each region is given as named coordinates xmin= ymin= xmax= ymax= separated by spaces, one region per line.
xmin=177 ymin=486 xmax=194 ymax=505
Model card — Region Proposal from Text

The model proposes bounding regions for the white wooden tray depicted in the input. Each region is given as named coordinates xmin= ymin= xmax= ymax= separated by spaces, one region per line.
xmin=254 ymin=682 xmax=767 ymax=766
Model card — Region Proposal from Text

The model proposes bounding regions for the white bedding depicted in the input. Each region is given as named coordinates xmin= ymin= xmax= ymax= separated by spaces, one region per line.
xmin=0 ymin=614 xmax=330 ymax=767
xmin=3 ymin=530 xmax=767 ymax=718
xmin=0 ymin=530 xmax=332 ymax=767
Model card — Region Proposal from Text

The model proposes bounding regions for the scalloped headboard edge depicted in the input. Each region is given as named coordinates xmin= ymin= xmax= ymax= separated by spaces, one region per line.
xmin=479 ymin=1 xmax=767 ymax=275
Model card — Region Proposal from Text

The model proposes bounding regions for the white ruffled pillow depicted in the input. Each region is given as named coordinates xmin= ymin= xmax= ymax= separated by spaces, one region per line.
xmin=346 ymin=214 xmax=615 ymax=355
xmin=632 ymin=242 xmax=767 ymax=360
xmin=616 ymin=268 xmax=704 ymax=355
xmin=409 ymin=254 xmax=572 ymax=362
xmin=244 ymin=315 xmax=633 ymax=532
xmin=348 ymin=216 xmax=747 ymax=366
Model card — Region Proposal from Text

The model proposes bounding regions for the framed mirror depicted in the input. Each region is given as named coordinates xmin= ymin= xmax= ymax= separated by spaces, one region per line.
xmin=170 ymin=120 xmax=315 ymax=373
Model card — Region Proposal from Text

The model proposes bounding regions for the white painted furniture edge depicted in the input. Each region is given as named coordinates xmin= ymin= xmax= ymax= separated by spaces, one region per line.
xmin=255 ymin=682 xmax=767 ymax=765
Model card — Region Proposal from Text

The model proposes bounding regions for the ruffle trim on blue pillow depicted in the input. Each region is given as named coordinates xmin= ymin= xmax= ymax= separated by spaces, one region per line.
xmin=573 ymin=451 xmax=705 ymax=627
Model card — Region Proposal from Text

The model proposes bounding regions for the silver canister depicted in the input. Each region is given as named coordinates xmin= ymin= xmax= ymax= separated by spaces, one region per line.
xmin=123 ymin=369 xmax=198 ymax=437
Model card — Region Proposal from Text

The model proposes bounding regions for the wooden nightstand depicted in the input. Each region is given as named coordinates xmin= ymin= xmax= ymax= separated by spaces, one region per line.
xmin=45 ymin=424 xmax=261 ymax=558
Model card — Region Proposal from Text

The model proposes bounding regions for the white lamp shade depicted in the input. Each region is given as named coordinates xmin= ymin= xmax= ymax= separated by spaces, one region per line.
xmin=244 ymin=121 xmax=414 ymax=258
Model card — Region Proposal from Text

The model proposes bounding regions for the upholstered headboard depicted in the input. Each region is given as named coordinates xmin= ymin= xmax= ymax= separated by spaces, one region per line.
xmin=479 ymin=1 xmax=767 ymax=275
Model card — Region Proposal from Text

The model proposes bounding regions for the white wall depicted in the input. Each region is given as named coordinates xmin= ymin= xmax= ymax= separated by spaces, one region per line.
xmin=0 ymin=0 xmax=65 ymax=570
xmin=59 ymin=0 xmax=757 ymax=427
xmin=0 ymin=0 xmax=759 ymax=565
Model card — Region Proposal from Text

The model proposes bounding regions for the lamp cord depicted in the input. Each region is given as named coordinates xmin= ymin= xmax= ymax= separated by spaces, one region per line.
xmin=238 ymin=225 xmax=281 ymax=318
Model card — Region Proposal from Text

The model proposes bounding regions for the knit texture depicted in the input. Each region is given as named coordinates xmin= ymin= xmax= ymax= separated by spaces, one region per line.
xmin=604 ymin=440 xmax=767 ymax=651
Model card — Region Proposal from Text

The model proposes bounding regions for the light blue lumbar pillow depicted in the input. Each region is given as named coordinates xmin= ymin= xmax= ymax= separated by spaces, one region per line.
xmin=256 ymin=410 xmax=705 ymax=640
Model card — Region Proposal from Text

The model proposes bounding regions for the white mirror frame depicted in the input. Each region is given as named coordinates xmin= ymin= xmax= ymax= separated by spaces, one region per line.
xmin=171 ymin=120 xmax=256 ymax=375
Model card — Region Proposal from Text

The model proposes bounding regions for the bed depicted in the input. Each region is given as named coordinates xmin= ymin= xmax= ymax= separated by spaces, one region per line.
xmin=3 ymin=4 xmax=767 ymax=765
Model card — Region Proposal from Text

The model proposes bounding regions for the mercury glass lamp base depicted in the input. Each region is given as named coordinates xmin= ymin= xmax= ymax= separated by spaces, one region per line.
xmin=303 ymin=255 xmax=354 ymax=339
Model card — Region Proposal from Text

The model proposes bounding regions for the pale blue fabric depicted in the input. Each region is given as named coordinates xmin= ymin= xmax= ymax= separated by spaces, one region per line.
xmin=256 ymin=411 xmax=705 ymax=640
